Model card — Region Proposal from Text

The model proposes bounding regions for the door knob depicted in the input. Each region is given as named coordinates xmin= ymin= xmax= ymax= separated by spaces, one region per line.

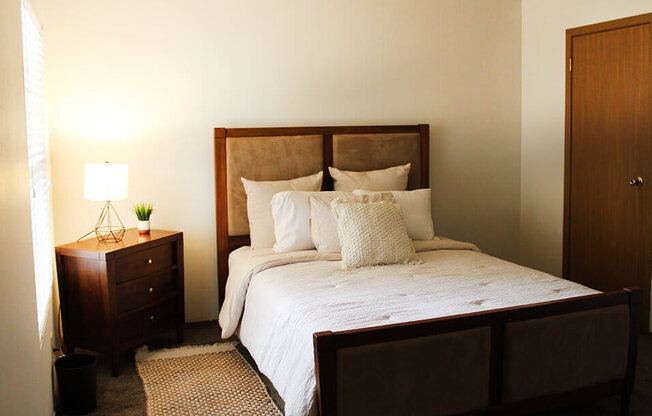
xmin=629 ymin=177 xmax=644 ymax=186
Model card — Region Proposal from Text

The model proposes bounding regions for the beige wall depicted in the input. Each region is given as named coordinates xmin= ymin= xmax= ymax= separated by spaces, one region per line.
xmin=520 ymin=0 xmax=652 ymax=276
xmin=0 ymin=0 xmax=54 ymax=414
xmin=45 ymin=0 xmax=522 ymax=322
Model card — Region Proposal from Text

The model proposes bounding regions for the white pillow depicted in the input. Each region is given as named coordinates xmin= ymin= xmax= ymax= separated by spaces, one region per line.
xmin=309 ymin=193 xmax=349 ymax=253
xmin=331 ymin=199 xmax=421 ymax=270
xmin=309 ymin=192 xmax=393 ymax=253
xmin=353 ymin=189 xmax=435 ymax=240
xmin=328 ymin=163 xmax=411 ymax=192
xmin=271 ymin=191 xmax=349 ymax=252
xmin=241 ymin=171 xmax=323 ymax=249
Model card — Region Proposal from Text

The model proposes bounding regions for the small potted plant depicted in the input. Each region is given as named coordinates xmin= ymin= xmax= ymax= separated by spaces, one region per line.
xmin=133 ymin=203 xmax=154 ymax=235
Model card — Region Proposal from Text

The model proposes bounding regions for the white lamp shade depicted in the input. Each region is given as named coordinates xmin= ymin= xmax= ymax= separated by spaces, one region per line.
xmin=84 ymin=163 xmax=128 ymax=201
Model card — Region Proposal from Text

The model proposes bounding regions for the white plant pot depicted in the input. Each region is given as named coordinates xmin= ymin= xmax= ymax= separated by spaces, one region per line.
xmin=138 ymin=220 xmax=150 ymax=234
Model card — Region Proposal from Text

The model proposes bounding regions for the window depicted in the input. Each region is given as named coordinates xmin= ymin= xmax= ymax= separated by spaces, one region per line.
xmin=22 ymin=0 xmax=53 ymax=338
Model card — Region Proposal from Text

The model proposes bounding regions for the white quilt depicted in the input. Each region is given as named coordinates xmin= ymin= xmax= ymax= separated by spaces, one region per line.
xmin=218 ymin=239 xmax=598 ymax=416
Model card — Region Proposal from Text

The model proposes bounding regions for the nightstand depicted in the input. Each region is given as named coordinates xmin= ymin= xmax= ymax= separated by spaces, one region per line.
xmin=55 ymin=229 xmax=184 ymax=376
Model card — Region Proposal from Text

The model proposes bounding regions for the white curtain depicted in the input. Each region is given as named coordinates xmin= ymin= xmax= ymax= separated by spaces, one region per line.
xmin=22 ymin=0 xmax=53 ymax=338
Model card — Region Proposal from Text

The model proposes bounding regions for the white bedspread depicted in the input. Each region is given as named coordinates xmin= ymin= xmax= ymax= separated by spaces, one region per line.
xmin=218 ymin=239 xmax=598 ymax=416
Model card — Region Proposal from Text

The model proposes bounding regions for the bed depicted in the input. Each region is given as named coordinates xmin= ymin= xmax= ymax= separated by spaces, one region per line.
xmin=213 ymin=125 xmax=640 ymax=416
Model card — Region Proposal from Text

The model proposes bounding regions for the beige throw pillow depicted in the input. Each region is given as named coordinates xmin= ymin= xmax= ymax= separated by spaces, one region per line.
xmin=241 ymin=171 xmax=323 ymax=249
xmin=328 ymin=163 xmax=411 ymax=192
xmin=331 ymin=199 xmax=421 ymax=270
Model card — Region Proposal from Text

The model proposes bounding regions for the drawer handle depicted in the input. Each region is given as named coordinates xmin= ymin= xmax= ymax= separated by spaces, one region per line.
xmin=149 ymin=315 xmax=155 ymax=322
xmin=148 ymin=287 xmax=154 ymax=293
xmin=148 ymin=259 xmax=153 ymax=264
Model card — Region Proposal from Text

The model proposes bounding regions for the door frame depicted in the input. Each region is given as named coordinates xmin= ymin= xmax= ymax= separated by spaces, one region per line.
xmin=562 ymin=12 xmax=652 ymax=279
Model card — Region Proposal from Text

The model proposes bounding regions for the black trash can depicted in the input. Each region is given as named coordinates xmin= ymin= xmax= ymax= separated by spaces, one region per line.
xmin=55 ymin=354 xmax=97 ymax=415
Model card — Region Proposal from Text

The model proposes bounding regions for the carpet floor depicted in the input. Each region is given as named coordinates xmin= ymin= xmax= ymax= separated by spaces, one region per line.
xmin=58 ymin=321 xmax=652 ymax=416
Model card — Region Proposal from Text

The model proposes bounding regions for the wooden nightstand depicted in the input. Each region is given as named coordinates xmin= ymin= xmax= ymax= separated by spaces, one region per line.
xmin=55 ymin=229 xmax=184 ymax=376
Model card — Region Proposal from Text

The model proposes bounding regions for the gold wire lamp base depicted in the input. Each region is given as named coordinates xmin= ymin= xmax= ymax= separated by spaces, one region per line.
xmin=78 ymin=201 xmax=126 ymax=243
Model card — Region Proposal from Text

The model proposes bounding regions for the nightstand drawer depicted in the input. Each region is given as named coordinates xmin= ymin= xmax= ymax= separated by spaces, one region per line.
xmin=115 ymin=243 xmax=175 ymax=283
xmin=118 ymin=299 xmax=176 ymax=347
xmin=116 ymin=270 xmax=177 ymax=314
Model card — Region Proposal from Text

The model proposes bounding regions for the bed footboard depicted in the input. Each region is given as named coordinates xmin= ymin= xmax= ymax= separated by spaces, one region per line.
xmin=313 ymin=288 xmax=641 ymax=416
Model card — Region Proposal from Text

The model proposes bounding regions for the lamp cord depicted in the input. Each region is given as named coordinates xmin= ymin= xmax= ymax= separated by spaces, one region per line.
xmin=56 ymin=302 xmax=64 ymax=355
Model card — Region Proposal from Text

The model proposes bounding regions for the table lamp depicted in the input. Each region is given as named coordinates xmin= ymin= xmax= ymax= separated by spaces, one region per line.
xmin=79 ymin=161 xmax=128 ymax=242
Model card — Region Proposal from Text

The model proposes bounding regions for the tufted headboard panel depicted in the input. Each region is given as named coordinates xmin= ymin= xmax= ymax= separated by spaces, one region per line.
xmin=226 ymin=135 xmax=323 ymax=236
xmin=332 ymin=133 xmax=423 ymax=190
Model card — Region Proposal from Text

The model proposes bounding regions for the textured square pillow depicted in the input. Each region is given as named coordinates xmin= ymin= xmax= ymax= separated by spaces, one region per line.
xmin=309 ymin=192 xmax=393 ymax=253
xmin=328 ymin=163 xmax=411 ymax=192
xmin=271 ymin=191 xmax=349 ymax=252
xmin=353 ymin=189 xmax=435 ymax=240
xmin=241 ymin=171 xmax=323 ymax=249
xmin=331 ymin=199 xmax=421 ymax=270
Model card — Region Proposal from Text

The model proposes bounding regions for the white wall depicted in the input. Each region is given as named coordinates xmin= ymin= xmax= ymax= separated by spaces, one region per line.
xmin=45 ymin=0 xmax=522 ymax=322
xmin=521 ymin=0 xmax=652 ymax=276
xmin=0 ymin=0 xmax=54 ymax=414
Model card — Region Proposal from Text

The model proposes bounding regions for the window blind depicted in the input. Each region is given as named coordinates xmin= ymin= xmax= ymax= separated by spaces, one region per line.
xmin=22 ymin=0 xmax=53 ymax=338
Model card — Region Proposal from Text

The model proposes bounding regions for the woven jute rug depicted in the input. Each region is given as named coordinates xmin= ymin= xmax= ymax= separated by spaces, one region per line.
xmin=135 ymin=342 xmax=283 ymax=416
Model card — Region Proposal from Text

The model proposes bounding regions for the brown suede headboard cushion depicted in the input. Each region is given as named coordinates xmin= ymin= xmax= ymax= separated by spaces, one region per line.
xmin=332 ymin=133 xmax=422 ymax=190
xmin=226 ymin=135 xmax=323 ymax=236
xmin=225 ymin=130 xmax=426 ymax=237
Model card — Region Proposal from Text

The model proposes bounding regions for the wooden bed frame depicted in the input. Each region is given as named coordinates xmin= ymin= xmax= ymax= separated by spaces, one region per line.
xmin=213 ymin=124 xmax=640 ymax=416
xmin=314 ymin=289 xmax=641 ymax=416
xmin=214 ymin=124 xmax=429 ymax=306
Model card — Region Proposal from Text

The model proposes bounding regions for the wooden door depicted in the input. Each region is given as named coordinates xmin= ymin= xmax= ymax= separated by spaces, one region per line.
xmin=564 ymin=13 xmax=652 ymax=331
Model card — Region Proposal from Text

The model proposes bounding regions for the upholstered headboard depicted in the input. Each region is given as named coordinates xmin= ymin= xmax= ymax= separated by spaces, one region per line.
xmin=214 ymin=125 xmax=429 ymax=305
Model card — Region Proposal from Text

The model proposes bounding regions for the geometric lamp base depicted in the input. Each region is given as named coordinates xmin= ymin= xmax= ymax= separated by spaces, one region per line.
xmin=94 ymin=225 xmax=125 ymax=243
xmin=78 ymin=201 xmax=126 ymax=243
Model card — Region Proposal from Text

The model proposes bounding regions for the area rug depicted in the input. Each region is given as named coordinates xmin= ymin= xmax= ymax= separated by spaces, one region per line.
xmin=135 ymin=342 xmax=283 ymax=416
